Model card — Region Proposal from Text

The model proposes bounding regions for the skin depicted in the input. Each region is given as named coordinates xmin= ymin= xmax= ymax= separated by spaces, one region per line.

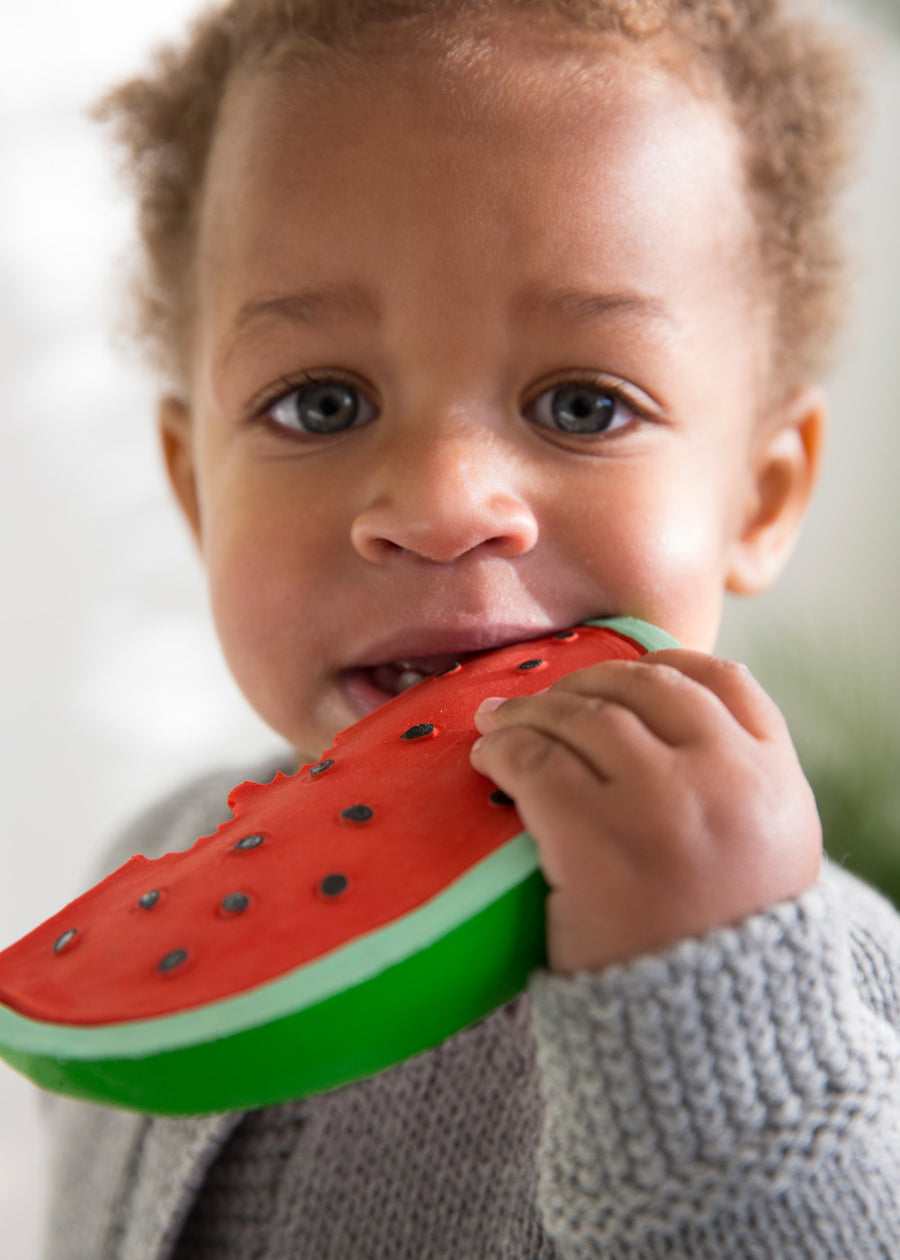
xmin=160 ymin=29 xmax=824 ymax=976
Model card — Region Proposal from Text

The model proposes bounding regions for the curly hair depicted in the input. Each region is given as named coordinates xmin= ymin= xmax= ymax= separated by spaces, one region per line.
xmin=93 ymin=0 xmax=862 ymax=395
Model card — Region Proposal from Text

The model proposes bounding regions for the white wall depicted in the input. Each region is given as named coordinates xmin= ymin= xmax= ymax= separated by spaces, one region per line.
xmin=0 ymin=6 xmax=281 ymax=1255
xmin=0 ymin=5 xmax=897 ymax=1256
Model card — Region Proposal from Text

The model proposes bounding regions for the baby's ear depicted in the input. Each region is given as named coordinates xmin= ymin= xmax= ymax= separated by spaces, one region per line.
xmin=726 ymin=385 xmax=826 ymax=596
xmin=158 ymin=395 xmax=202 ymax=546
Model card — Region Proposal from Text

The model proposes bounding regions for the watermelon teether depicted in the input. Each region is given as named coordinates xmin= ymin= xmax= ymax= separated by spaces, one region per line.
xmin=0 ymin=617 xmax=677 ymax=1115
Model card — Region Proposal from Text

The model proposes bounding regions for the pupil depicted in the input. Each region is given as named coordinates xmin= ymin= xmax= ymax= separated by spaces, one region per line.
xmin=300 ymin=383 xmax=358 ymax=433
xmin=553 ymin=385 xmax=615 ymax=433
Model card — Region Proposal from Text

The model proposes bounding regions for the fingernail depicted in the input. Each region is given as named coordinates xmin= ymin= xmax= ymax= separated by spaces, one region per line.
xmin=476 ymin=696 xmax=507 ymax=714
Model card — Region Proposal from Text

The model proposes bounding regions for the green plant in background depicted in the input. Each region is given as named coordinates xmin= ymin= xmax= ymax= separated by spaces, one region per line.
xmin=752 ymin=629 xmax=900 ymax=907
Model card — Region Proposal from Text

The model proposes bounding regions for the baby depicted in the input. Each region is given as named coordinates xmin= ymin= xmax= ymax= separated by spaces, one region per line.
xmin=43 ymin=0 xmax=900 ymax=1256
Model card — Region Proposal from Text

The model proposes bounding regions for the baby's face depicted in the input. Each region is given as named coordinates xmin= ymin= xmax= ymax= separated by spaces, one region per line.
xmin=166 ymin=36 xmax=801 ymax=761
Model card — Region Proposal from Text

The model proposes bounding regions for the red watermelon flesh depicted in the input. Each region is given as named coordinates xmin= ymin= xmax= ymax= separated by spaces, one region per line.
xmin=0 ymin=624 xmax=649 ymax=1028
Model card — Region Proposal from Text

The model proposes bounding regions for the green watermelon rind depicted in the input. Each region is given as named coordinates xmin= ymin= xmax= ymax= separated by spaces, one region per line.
xmin=592 ymin=616 xmax=679 ymax=654
xmin=0 ymin=615 xmax=678 ymax=1114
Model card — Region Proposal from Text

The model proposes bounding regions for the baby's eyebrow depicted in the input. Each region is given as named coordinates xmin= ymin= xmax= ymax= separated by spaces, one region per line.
xmin=219 ymin=283 xmax=379 ymax=367
xmin=515 ymin=284 xmax=675 ymax=328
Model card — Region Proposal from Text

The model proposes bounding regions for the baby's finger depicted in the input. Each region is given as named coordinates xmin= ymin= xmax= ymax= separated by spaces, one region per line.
xmin=474 ymin=683 xmax=660 ymax=782
xmin=551 ymin=649 xmax=784 ymax=744
xmin=476 ymin=656 xmax=732 ymax=749
xmin=640 ymin=649 xmax=785 ymax=741
xmin=469 ymin=722 xmax=631 ymax=892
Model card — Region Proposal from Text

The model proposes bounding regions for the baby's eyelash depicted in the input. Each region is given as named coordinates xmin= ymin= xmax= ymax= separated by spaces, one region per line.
xmin=526 ymin=374 xmax=660 ymax=423
xmin=581 ymin=375 xmax=654 ymax=413
xmin=249 ymin=371 xmax=326 ymax=419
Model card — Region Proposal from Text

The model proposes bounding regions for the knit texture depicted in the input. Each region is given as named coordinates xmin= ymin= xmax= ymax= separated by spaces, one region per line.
xmin=530 ymin=872 xmax=900 ymax=1257
xmin=171 ymin=994 xmax=556 ymax=1259
xmin=40 ymin=762 xmax=900 ymax=1259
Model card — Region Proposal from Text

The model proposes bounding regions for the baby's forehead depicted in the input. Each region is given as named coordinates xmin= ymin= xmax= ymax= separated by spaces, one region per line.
xmin=313 ymin=19 xmax=692 ymax=100
xmin=223 ymin=27 xmax=727 ymax=171
xmin=209 ymin=41 xmax=747 ymax=255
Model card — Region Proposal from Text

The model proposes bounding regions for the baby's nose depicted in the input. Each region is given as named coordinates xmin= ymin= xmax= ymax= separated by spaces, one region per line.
xmin=349 ymin=425 xmax=538 ymax=564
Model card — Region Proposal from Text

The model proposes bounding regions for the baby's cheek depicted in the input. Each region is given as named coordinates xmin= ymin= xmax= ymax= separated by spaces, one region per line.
xmin=621 ymin=515 xmax=729 ymax=652
xmin=204 ymin=535 xmax=297 ymax=690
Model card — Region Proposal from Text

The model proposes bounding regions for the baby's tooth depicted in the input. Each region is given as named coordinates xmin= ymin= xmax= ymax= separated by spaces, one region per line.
xmin=396 ymin=669 xmax=426 ymax=693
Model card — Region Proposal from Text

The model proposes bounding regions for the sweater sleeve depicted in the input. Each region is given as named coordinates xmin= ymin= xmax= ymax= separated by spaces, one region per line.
xmin=527 ymin=862 xmax=900 ymax=1258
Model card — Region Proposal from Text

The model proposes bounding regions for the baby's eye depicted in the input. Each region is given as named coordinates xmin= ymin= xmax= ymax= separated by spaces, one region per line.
xmin=528 ymin=382 xmax=636 ymax=435
xmin=266 ymin=377 xmax=377 ymax=435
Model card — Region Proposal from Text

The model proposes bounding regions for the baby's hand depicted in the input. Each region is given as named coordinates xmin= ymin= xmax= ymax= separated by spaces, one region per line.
xmin=470 ymin=650 xmax=822 ymax=976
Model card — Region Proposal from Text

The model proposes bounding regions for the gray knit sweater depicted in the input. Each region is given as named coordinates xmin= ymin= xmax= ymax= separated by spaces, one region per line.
xmin=41 ymin=758 xmax=900 ymax=1259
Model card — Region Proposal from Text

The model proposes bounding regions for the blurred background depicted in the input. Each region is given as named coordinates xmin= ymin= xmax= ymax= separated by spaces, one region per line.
xmin=0 ymin=1 xmax=897 ymax=1254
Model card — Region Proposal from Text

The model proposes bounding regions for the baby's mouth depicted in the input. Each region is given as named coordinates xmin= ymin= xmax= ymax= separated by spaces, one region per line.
xmin=341 ymin=654 xmax=466 ymax=718
xmin=367 ymin=654 xmax=465 ymax=696
xmin=341 ymin=623 xmax=576 ymax=720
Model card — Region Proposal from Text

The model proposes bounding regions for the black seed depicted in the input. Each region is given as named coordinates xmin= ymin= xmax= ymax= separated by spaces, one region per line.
xmin=221 ymin=892 xmax=250 ymax=915
xmin=320 ymin=873 xmax=349 ymax=897
xmin=489 ymin=789 xmax=516 ymax=807
xmin=53 ymin=929 xmax=78 ymax=954
xmin=435 ymin=662 xmax=462 ymax=677
xmin=401 ymin=722 xmax=435 ymax=740
xmin=516 ymin=658 xmax=544 ymax=670
xmin=555 ymin=630 xmax=577 ymax=641
xmin=139 ymin=889 xmax=160 ymax=910
xmin=310 ymin=759 xmax=335 ymax=776
xmin=341 ymin=804 xmax=373 ymax=823
xmin=234 ymin=833 xmax=264 ymax=850
xmin=158 ymin=948 xmax=188 ymax=974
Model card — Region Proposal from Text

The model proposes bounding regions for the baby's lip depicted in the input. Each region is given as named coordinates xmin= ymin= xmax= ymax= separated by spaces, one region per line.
xmin=352 ymin=623 xmax=568 ymax=672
